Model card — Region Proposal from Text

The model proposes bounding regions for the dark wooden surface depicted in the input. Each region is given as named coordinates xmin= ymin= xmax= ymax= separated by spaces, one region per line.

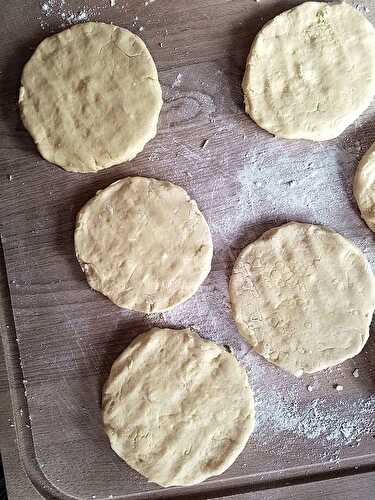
xmin=1 ymin=0 xmax=375 ymax=499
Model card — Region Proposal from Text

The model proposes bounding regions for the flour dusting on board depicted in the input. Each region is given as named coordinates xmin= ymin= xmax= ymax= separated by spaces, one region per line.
xmin=255 ymin=387 xmax=375 ymax=450
xmin=39 ymin=1 xmax=100 ymax=28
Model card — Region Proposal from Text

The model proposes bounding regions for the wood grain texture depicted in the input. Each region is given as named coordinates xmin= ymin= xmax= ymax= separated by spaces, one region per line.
xmin=1 ymin=1 xmax=375 ymax=499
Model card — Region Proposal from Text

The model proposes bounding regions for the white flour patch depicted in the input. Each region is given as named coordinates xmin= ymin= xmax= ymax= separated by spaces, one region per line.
xmin=254 ymin=387 xmax=375 ymax=452
xmin=209 ymin=136 xmax=375 ymax=267
xmin=39 ymin=1 xmax=101 ymax=28
xmin=145 ymin=274 xmax=250 ymax=353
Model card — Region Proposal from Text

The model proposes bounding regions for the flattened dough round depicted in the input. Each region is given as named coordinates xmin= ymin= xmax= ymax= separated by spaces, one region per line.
xmin=19 ymin=22 xmax=162 ymax=172
xmin=75 ymin=177 xmax=213 ymax=312
xmin=242 ymin=2 xmax=375 ymax=141
xmin=353 ymin=142 xmax=375 ymax=232
xmin=102 ymin=328 xmax=255 ymax=486
xmin=230 ymin=222 xmax=375 ymax=377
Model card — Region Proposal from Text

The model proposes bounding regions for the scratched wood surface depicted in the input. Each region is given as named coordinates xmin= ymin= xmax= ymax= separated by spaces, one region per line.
xmin=1 ymin=1 xmax=375 ymax=499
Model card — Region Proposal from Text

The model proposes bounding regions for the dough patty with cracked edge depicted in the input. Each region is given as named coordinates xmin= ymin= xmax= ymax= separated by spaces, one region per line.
xmin=19 ymin=22 xmax=162 ymax=172
xmin=354 ymin=142 xmax=375 ymax=233
xmin=230 ymin=222 xmax=375 ymax=377
xmin=102 ymin=328 xmax=255 ymax=487
xmin=242 ymin=2 xmax=375 ymax=141
xmin=74 ymin=176 xmax=213 ymax=312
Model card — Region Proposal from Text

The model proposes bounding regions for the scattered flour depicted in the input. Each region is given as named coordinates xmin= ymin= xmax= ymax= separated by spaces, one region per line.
xmin=255 ymin=388 xmax=375 ymax=451
xmin=39 ymin=1 xmax=100 ymax=28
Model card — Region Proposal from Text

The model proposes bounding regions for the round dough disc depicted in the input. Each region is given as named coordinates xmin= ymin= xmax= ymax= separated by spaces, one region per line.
xmin=353 ymin=142 xmax=375 ymax=232
xmin=242 ymin=2 xmax=375 ymax=141
xmin=102 ymin=328 xmax=255 ymax=487
xmin=230 ymin=222 xmax=375 ymax=377
xmin=75 ymin=176 xmax=213 ymax=312
xmin=19 ymin=22 xmax=162 ymax=172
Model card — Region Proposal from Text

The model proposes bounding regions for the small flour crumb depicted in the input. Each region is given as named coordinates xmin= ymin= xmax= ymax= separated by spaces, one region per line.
xmin=172 ymin=72 xmax=182 ymax=88
xmin=7 ymin=174 xmax=12 ymax=181
xmin=334 ymin=384 xmax=344 ymax=392
xmin=307 ymin=385 xmax=313 ymax=392
xmin=67 ymin=10 xmax=88 ymax=23
xmin=110 ymin=0 xmax=116 ymax=6
xmin=41 ymin=2 xmax=51 ymax=14
xmin=352 ymin=368 xmax=359 ymax=378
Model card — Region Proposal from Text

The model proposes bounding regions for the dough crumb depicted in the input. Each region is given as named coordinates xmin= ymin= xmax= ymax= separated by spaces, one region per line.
xmin=110 ymin=0 xmax=116 ymax=6
xmin=159 ymin=41 xmax=163 ymax=48
xmin=201 ymin=139 xmax=209 ymax=149
xmin=307 ymin=385 xmax=313 ymax=392
xmin=352 ymin=368 xmax=360 ymax=378
xmin=7 ymin=174 xmax=12 ymax=181
xmin=334 ymin=384 xmax=344 ymax=391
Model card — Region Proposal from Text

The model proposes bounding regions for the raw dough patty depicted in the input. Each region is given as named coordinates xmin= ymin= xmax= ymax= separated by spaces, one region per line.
xmin=230 ymin=222 xmax=375 ymax=377
xmin=75 ymin=176 xmax=213 ymax=312
xmin=19 ymin=22 xmax=162 ymax=172
xmin=242 ymin=2 xmax=375 ymax=141
xmin=102 ymin=328 xmax=255 ymax=487
xmin=353 ymin=142 xmax=375 ymax=232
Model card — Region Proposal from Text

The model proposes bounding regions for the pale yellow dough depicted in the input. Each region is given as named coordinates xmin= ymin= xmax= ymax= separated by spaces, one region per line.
xmin=19 ymin=22 xmax=162 ymax=172
xmin=102 ymin=328 xmax=255 ymax=487
xmin=353 ymin=142 xmax=375 ymax=232
xmin=74 ymin=177 xmax=213 ymax=312
xmin=242 ymin=2 xmax=375 ymax=140
xmin=230 ymin=222 xmax=375 ymax=377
